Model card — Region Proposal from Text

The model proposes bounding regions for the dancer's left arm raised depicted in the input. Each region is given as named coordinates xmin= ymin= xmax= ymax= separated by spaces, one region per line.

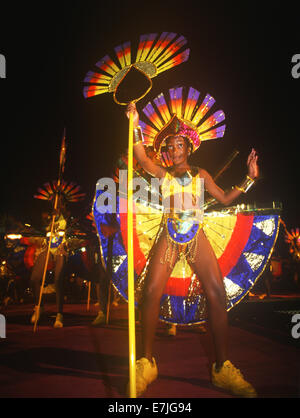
xmin=200 ymin=148 xmax=259 ymax=206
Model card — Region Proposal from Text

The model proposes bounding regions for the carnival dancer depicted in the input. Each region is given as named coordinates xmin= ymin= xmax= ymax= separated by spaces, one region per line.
xmin=125 ymin=101 xmax=259 ymax=397
xmin=32 ymin=130 xmax=86 ymax=329
xmin=30 ymin=196 xmax=69 ymax=328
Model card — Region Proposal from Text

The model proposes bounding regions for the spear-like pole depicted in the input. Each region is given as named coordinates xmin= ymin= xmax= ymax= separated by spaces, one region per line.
xmin=127 ymin=109 xmax=136 ymax=398
xmin=214 ymin=149 xmax=239 ymax=181
xmin=33 ymin=129 xmax=66 ymax=332
xmin=204 ymin=149 xmax=240 ymax=210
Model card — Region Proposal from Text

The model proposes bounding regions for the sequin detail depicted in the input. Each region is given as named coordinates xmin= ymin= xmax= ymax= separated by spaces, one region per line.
xmin=160 ymin=170 xmax=203 ymax=267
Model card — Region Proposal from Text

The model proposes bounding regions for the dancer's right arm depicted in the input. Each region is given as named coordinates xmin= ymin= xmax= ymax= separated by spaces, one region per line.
xmin=126 ymin=103 xmax=166 ymax=178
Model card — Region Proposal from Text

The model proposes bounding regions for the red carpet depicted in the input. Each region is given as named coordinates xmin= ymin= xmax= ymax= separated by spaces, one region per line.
xmin=0 ymin=299 xmax=299 ymax=399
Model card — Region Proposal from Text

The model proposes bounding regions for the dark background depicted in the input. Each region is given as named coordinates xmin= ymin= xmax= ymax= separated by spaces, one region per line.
xmin=0 ymin=1 xmax=299 ymax=235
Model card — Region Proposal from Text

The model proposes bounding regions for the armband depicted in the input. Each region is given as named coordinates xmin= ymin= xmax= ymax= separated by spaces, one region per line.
xmin=133 ymin=126 xmax=144 ymax=145
xmin=235 ymin=175 xmax=255 ymax=193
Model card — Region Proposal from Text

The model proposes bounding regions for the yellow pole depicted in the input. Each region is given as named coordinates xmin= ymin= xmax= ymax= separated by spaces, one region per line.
xmin=127 ymin=110 xmax=136 ymax=398
xmin=33 ymin=189 xmax=59 ymax=333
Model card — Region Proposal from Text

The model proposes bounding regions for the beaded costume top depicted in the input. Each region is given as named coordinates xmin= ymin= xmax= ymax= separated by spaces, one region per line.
xmin=161 ymin=168 xmax=204 ymax=244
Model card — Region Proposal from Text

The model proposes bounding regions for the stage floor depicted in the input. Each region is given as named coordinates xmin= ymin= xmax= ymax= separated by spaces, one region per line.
xmin=0 ymin=295 xmax=299 ymax=399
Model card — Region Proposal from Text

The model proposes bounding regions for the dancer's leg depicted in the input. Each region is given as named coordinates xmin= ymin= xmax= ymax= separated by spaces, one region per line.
xmin=54 ymin=254 xmax=66 ymax=314
xmin=189 ymin=230 xmax=228 ymax=368
xmin=189 ymin=230 xmax=257 ymax=397
xmin=30 ymin=251 xmax=51 ymax=306
xmin=141 ymin=230 xmax=177 ymax=361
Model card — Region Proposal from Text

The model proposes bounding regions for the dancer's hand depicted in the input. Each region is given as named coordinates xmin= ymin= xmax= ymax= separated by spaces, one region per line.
xmin=247 ymin=148 xmax=259 ymax=179
xmin=126 ymin=102 xmax=139 ymax=128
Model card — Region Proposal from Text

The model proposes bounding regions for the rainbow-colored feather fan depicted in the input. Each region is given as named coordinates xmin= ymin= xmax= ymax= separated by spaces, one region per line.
xmin=83 ymin=32 xmax=190 ymax=99
xmin=139 ymin=86 xmax=226 ymax=166
xmin=284 ymin=227 xmax=300 ymax=244
xmin=34 ymin=181 xmax=86 ymax=203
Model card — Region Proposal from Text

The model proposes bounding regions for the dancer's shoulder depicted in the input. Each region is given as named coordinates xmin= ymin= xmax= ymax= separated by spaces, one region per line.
xmin=191 ymin=166 xmax=211 ymax=178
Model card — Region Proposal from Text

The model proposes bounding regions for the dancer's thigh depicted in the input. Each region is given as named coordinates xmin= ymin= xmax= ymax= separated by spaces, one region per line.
xmin=143 ymin=230 xmax=177 ymax=298
xmin=31 ymin=251 xmax=53 ymax=280
xmin=189 ymin=230 xmax=225 ymax=300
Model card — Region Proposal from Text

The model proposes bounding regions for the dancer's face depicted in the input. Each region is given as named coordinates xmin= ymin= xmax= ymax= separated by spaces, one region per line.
xmin=166 ymin=136 xmax=190 ymax=166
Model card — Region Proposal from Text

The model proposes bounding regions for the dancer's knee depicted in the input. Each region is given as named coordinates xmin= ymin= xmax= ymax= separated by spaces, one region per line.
xmin=142 ymin=279 xmax=163 ymax=306
xmin=205 ymin=279 xmax=226 ymax=307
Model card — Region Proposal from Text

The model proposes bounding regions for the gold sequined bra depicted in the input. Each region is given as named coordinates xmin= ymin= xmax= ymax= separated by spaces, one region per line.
xmin=161 ymin=169 xmax=204 ymax=246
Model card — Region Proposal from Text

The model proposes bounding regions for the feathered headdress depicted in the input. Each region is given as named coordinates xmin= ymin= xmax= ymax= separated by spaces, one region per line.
xmin=139 ymin=86 xmax=226 ymax=166
xmin=34 ymin=180 xmax=86 ymax=203
xmin=83 ymin=32 xmax=190 ymax=104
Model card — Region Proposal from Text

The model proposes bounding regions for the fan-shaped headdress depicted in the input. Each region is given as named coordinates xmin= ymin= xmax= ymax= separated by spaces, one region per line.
xmin=139 ymin=86 xmax=226 ymax=166
xmin=83 ymin=32 xmax=190 ymax=104
xmin=284 ymin=227 xmax=300 ymax=245
xmin=34 ymin=180 xmax=86 ymax=203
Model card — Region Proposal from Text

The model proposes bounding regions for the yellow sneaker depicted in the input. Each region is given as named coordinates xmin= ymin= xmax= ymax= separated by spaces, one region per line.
xmin=128 ymin=357 xmax=158 ymax=397
xmin=91 ymin=310 xmax=106 ymax=326
xmin=212 ymin=360 xmax=257 ymax=398
xmin=53 ymin=313 xmax=63 ymax=328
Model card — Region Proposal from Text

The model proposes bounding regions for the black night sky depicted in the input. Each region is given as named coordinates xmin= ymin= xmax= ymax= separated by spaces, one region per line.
xmin=1 ymin=1 xmax=299 ymax=238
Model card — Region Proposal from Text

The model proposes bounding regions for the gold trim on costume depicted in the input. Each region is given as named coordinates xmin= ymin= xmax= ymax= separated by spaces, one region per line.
xmin=113 ymin=64 xmax=153 ymax=106
xmin=133 ymin=126 xmax=143 ymax=144
xmin=235 ymin=175 xmax=255 ymax=193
